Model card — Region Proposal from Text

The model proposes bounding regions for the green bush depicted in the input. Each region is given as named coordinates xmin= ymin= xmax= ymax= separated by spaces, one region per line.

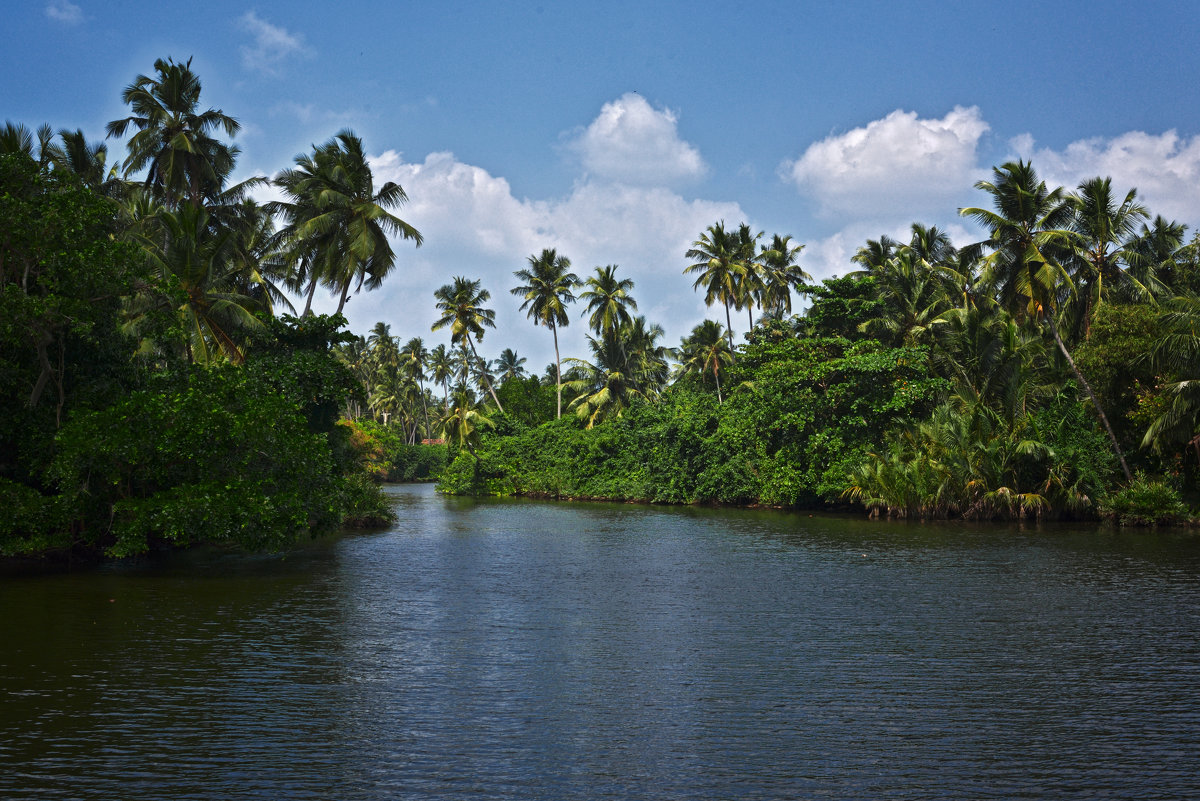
xmin=1100 ymin=473 xmax=1191 ymax=526
xmin=340 ymin=472 xmax=399 ymax=528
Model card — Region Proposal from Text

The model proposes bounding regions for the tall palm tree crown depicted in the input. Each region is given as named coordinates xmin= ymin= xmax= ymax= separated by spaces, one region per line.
xmin=105 ymin=57 xmax=239 ymax=209
xmin=758 ymin=234 xmax=809 ymax=317
xmin=432 ymin=276 xmax=504 ymax=412
xmin=580 ymin=264 xmax=638 ymax=337
xmin=272 ymin=130 xmax=422 ymax=315
xmin=512 ymin=248 xmax=580 ymax=418
xmin=960 ymin=160 xmax=1075 ymax=322
xmin=1065 ymin=177 xmax=1152 ymax=337
xmin=685 ymin=221 xmax=744 ymax=361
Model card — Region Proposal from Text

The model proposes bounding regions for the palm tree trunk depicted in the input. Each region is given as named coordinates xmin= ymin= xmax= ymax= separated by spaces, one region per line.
xmin=467 ymin=338 xmax=504 ymax=413
xmin=418 ymin=381 xmax=431 ymax=442
xmin=552 ymin=322 xmax=562 ymax=419
xmin=713 ymin=360 xmax=723 ymax=404
xmin=335 ymin=281 xmax=350 ymax=315
xmin=1047 ymin=315 xmax=1132 ymax=481
xmin=302 ymin=275 xmax=319 ymax=317
xmin=723 ymin=299 xmax=737 ymax=365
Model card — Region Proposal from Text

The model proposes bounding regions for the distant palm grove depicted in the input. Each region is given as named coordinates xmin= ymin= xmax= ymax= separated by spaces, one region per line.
xmin=4 ymin=59 xmax=1200 ymax=559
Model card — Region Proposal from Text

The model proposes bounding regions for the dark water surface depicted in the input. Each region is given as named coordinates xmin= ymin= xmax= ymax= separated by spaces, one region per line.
xmin=3 ymin=484 xmax=1200 ymax=799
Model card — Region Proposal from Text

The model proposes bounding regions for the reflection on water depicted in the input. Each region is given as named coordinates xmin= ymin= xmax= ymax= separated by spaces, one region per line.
xmin=3 ymin=484 xmax=1200 ymax=799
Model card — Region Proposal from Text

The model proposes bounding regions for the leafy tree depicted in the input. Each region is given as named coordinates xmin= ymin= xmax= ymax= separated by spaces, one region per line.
xmin=800 ymin=276 xmax=884 ymax=340
xmin=0 ymin=153 xmax=144 ymax=438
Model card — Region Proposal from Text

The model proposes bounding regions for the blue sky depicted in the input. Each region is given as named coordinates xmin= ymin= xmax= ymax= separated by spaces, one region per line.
xmin=8 ymin=0 xmax=1200 ymax=370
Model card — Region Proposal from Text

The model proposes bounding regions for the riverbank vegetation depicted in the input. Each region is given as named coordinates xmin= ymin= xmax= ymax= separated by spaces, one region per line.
xmin=6 ymin=59 xmax=1200 ymax=562
xmin=419 ymin=170 xmax=1200 ymax=526
xmin=1 ymin=58 xmax=416 ymax=559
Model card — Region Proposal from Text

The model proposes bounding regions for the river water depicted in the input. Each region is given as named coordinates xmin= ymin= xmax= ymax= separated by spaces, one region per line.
xmin=3 ymin=483 xmax=1200 ymax=799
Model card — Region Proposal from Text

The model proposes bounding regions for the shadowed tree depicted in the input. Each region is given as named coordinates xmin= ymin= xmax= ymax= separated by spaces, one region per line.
xmin=105 ymin=57 xmax=239 ymax=209
xmin=1 ymin=121 xmax=60 ymax=172
xmin=272 ymin=130 xmax=422 ymax=316
xmin=511 ymin=248 xmax=579 ymax=418
xmin=961 ymin=160 xmax=1132 ymax=480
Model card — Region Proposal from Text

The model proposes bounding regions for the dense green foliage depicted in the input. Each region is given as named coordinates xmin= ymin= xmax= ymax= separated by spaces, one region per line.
xmin=2 ymin=60 xmax=409 ymax=560
xmin=1100 ymin=473 xmax=1190 ymax=526
xmin=440 ymin=325 xmax=946 ymax=507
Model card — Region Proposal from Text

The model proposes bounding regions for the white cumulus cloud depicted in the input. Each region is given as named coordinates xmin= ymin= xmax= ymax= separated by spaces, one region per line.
xmin=239 ymin=11 xmax=308 ymax=74
xmin=783 ymin=106 xmax=990 ymax=218
xmin=567 ymin=93 xmax=707 ymax=186
xmin=45 ymin=0 xmax=83 ymax=24
xmin=1011 ymin=130 xmax=1200 ymax=226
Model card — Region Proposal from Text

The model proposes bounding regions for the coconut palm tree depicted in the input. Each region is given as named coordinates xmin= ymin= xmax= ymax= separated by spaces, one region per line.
xmin=431 ymin=276 xmax=504 ymax=412
xmin=961 ymin=160 xmax=1132 ymax=480
xmin=272 ymin=130 xmax=422 ymax=315
xmin=758 ymin=234 xmax=809 ymax=317
xmin=580 ymin=264 xmax=638 ymax=337
xmin=566 ymin=315 xmax=668 ymax=427
xmin=677 ymin=319 xmax=733 ymax=402
xmin=132 ymin=202 xmax=266 ymax=363
xmin=496 ymin=348 xmax=528 ymax=383
xmin=439 ymin=388 xmax=494 ymax=479
xmin=401 ymin=336 xmax=431 ymax=440
xmin=105 ymin=57 xmax=239 ymax=209
xmin=858 ymin=247 xmax=957 ymax=346
xmin=1065 ymin=177 xmax=1152 ymax=339
xmin=511 ymin=248 xmax=580 ymax=418
xmin=685 ymin=221 xmax=744 ymax=362
xmin=1128 ymin=216 xmax=1187 ymax=296
xmin=428 ymin=343 xmax=455 ymax=411
xmin=49 ymin=129 xmax=125 ymax=198
xmin=852 ymin=235 xmax=900 ymax=271
xmin=1 ymin=121 xmax=60 ymax=172
xmin=733 ymin=223 xmax=765 ymax=329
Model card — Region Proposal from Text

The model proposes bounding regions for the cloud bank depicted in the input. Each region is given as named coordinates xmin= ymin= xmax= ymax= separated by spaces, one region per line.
xmin=784 ymin=106 xmax=989 ymax=218
xmin=566 ymin=93 xmax=707 ymax=186
xmin=1011 ymin=130 xmax=1200 ymax=224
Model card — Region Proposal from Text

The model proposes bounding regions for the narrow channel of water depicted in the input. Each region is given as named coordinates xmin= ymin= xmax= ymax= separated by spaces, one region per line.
xmin=3 ymin=483 xmax=1199 ymax=799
